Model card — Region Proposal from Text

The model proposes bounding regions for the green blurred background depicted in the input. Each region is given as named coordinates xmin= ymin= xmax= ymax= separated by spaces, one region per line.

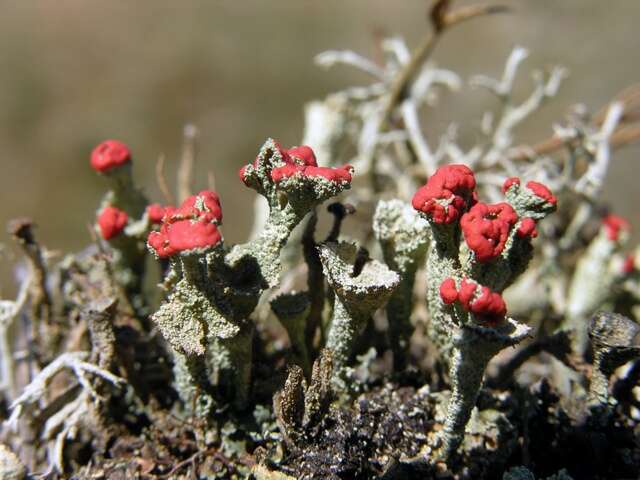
xmin=1 ymin=0 xmax=639 ymax=295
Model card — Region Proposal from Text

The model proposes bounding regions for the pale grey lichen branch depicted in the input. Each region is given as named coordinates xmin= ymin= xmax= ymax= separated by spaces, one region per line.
xmin=0 ymin=444 xmax=26 ymax=480
xmin=469 ymin=46 xmax=529 ymax=98
xmin=411 ymin=65 xmax=462 ymax=105
xmin=314 ymin=50 xmax=386 ymax=80
xmin=177 ymin=123 xmax=199 ymax=203
xmin=43 ymin=391 xmax=91 ymax=474
xmin=7 ymin=351 xmax=125 ymax=431
xmin=402 ymin=64 xmax=462 ymax=176
xmin=574 ymin=101 xmax=624 ymax=196
xmin=0 ymin=275 xmax=29 ymax=399
xmin=302 ymin=97 xmax=350 ymax=167
xmin=471 ymin=46 xmax=568 ymax=167
xmin=401 ymin=100 xmax=437 ymax=175
xmin=566 ymin=218 xmax=630 ymax=354
xmin=381 ymin=36 xmax=411 ymax=69
xmin=310 ymin=33 xmax=465 ymax=199
xmin=8 ymin=348 xmax=125 ymax=473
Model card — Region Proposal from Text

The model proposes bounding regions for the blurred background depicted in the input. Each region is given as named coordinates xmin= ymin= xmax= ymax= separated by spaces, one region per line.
xmin=1 ymin=0 xmax=639 ymax=294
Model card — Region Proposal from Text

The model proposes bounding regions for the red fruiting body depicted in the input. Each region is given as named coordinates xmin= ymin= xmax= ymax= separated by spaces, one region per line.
xmin=98 ymin=206 xmax=128 ymax=240
xmin=147 ymin=204 xmax=168 ymax=224
xmin=460 ymin=202 xmax=518 ymax=262
xmin=467 ymin=285 xmax=507 ymax=325
xmin=457 ymin=279 xmax=479 ymax=307
xmin=525 ymin=181 xmax=557 ymax=205
xmin=147 ymin=190 xmax=224 ymax=258
xmin=287 ymin=146 xmax=318 ymax=167
xmin=517 ymin=217 xmax=538 ymax=239
xmin=174 ymin=190 xmax=223 ymax=225
xmin=271 ymin=164 xmax=353 ymax=184
xmin=147 ymin=230 xmax=167 ymax=256
xmin=90 ymin=140 xmax=131 ymax=173
xmin=162 ymin=206 xmax=179 ymax=220
xmin=502 ymin=176 xmax=521 ymax=193
xmin=274 ymin=141 xmax=292 ymax=164
xmin=623 ymin=254 xmax=635 ymax=274
xmin=412 ymin=164 xmax=476 ymax=224
xmin=439 ymin=278 xmax=458 ymax=304
xmin=238 ymin=165 xmax=248 ymax=183
xmin=239 ymin=142 xmax=320 ymax=185
xmin=439 ymin=278 xmax=507 ymax=325
xmin=602 ymin=214 xmax=630 ymax=242
xmin=148 ymin=220 xmax=222 ymax=259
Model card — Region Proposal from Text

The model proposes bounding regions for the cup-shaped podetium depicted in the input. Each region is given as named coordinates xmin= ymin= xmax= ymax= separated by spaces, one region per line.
xmin=318 ymin=241 xmax=399 ymax=384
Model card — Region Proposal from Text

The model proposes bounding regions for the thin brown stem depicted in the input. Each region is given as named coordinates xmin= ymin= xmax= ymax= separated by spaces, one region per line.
xmin=509 ymin=84 xmax=640 ymax=162
xmin=509 ymin=125 xmax=640 ymax=162
xmin=382 ymin=1 xmax=509 ymax=125
xmin=325 ymin=202 xmax=356 ymax=243
xmin=155 ymin=154 xmax=175 ymax=205
xmin=7 ymin=218 xmax=57 ymax=365
xmin=302 ymin=210 xmax=324 ymax=355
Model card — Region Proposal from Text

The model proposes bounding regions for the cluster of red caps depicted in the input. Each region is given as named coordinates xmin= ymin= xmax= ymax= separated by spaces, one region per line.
xmin=439 ymin=277 xmax=507 ymax=326
xmin=412 ymin=165 xmax=558 ymax=325
xmin=412 ymin=165 xmax=556 ymax=263
xmin=147 ymin=191 xmax=223 ymax=258
xmin=239 ymin=143 xmax=353 ymax=186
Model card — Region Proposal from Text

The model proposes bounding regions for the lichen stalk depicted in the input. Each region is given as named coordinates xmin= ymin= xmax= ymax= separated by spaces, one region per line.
xmin=271 ymin=292 xmax=312 ymax=374
xmin=324 ymin=296 xmax=364 ymax=379
xmin=91 ymin=141 xmax=151 ymax=308
xmin=373 ymin=199 xmax=429 ymax=369
xmin=234 ymin=202 xmax=301 ymax=288
xmin=425 ymin=227 xmax=462 ymax=356
xmin=172 ymin=351 xmax=216 ymax=416
xmin=438 ymin=320 xmax=529 ymax=458
xmin=208 ymin=321 xmax=254 ymax=409
xmin=439 ymin=329 xmax=492 ymax=458
xmin=319 ymin=241 xmax=399 ymax=386
xmin=84 ymin=298 xmax=117 ymax=372
xmin=566 ymin=216 xmax=631 ymax=355
xmin=100 ymin=164 xmax=148 ymax=220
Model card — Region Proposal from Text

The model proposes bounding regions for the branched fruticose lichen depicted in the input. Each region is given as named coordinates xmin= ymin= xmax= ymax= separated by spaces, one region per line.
xmin=6 ymin=7 xmax=640 ymax=476
xmin=411 ymin=165 xmax=556 ymax=459
xmin=146 ymin=139 xmax=353 ymax=413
